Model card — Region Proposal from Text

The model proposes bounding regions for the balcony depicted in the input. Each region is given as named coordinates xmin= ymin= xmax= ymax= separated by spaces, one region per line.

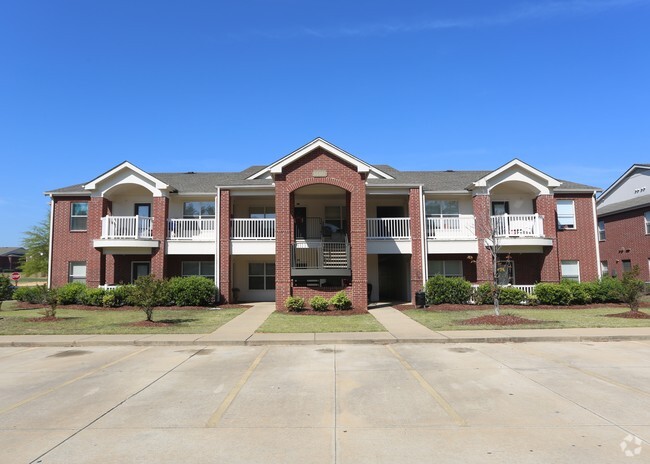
xmin=231 ymin=218 xmax=275 ymax=240
xmin=426 ymin=217 xmax=476 ymax=239
xmin=291 ymin=241 xmax=351 ymax=276
xmin=366 ymin=218 xmax=411 ymax=240
xmin=101 ymin=216 xmax=153 ymax=239
xmin=168 ymin=218 xmax=215 ymax=241
xmin=491 ymin=214 xmax=544 ymax=238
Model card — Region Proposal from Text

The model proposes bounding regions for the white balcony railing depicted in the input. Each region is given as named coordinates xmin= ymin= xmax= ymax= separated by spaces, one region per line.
xmin=366 ymin=218 xmax=411 ymax=239
xmin=426 ymin=217 xmax=476 ymax=239
xmin=231 ymin=218 xmax=276 ymax=240
xmin=101 ymin=216 xmax=153 ymax=239
xmin=168 ymin=218 xmax=215 ymax=240
xmin=292 ymin=241 xmax=350 ymax=269
xmin=491 ymin=214 xmax=544 ymax=238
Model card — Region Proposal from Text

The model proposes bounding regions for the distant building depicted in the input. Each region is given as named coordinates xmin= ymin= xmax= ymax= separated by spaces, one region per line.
xmin=597 ymin=164 xmax=650 ymax=281
xmin=46 ymin=138 xmax=601 ymax=309
xmin=0 ymin=247 xmax=25 ymax=272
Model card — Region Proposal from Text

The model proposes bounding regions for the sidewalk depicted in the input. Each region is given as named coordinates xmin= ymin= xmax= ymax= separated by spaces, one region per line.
xmin=1 ymin=303 xmax=649 ymax=347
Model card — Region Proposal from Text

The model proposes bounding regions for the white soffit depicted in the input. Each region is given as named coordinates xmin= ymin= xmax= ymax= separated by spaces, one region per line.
xmin=83 ymin=161 xmax=170 ymax=196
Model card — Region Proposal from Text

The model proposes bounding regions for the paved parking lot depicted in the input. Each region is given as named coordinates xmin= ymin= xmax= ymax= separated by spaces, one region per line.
xmin=0 ymin=341 xmax=648 ymax=463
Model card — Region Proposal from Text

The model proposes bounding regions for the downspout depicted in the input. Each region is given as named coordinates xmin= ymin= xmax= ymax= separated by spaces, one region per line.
xmin=215 ymin=187 xmax=220 ymax=292
xmin=47 ymin=195 xmax=54 ymax=288
xmin=419 ymin=185 xmax=427 ymax=287
xmin=591 ymin=193 xmax=602 ymax=279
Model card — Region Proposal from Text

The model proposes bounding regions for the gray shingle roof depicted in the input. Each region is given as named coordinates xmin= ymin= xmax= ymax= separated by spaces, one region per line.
xmin=597 ymin=195 xmax=650 ymax=217
xmin=0 ymin=247 xmax=25 ymax=257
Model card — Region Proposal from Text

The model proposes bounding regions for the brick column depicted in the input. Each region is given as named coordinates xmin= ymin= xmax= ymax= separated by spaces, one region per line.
xmin=409 ymin=188 xmax=423 ymax=303
xmin=150 ymin=196 xmax=168 ymax=279
xmin=349 ymin=185 xmax=367 ymax=310
xmin=535 ymin=194 xmax=560 ymax=282
xmin=218 ymin=190 xmax=232 ymax=303
xmin=86 ymin=197 xmax=110 ymax=288
xmin=274 ymin=180 xmax=292 ymax=310
xmin=473 ymin=193 xmax=492 ymax=283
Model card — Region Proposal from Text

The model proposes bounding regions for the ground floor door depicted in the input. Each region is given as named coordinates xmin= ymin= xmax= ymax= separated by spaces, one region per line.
xmin=377 ymin=255 xmax=409 ymax=301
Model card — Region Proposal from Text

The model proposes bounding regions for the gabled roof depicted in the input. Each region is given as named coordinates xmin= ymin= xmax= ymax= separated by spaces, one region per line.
xmin=597 ymin=163 xmax=650 ymax=205
xmin=84 ymin=161 xmax=170 ymax=191
xmin=598 ymin=194 xmax=650 ymax=217
xmin=0 ymin=247 xmax=25 ymax=257
xmin=467 ymin=159 xmax=562 ymax=189
xmin=246 ymin=138 xmax=394 ymax=180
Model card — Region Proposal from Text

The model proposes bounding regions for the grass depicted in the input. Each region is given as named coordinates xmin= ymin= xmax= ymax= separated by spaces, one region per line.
xmin=257 ymin=312 xmax=386 ymax=333
xmin=405 ymin=307 xmax=650 ymax=331
xmin=0 ymin=306 xmax=245 ymax=335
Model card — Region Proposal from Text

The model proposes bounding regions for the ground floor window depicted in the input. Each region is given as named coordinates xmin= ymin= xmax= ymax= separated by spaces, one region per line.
xmin=428 ymin=260 xmax=462 ymax=278
xmin=561 ymin=260 xmax=580 ymax=282
xmin=622 ymin=260 xmax=632 ymax=273
xmin=182 ymin=261 xmax=215 ymax=279
xmin=68 ymin=261 xmax=87 ymax=284
xmin=249 ymin=263 xmax=275 ymax=290
xmin=600 ymin=260 xmax=609 ymax=277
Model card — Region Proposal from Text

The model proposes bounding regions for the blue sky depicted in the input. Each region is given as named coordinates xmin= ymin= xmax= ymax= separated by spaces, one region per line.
xmin=1 ymin=0 xmax=649 ymax=245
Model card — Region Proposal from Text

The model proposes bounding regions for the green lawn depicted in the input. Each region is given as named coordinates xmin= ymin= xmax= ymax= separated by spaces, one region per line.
xmin=405 ymin=307 xmax=650 ymax=331
xmin=257 ymin=312 xmax=386 ymax=333
xmin=0 ymin=306 xmax=245 ymax=335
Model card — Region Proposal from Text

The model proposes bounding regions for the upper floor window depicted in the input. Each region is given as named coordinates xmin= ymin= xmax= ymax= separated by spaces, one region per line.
xmin=70 ymin=202 xmax=88 ymax=231
xmin=249 ymin=207 xmax=275 ymax=219
xmin=556 ymin=200 xmax=576 ymax=229
xmin=561 ymin=260 xmax=580 ymax=282
xmin=426 ymin=200 xmax=459 ymax=217
xmin=183 ymin=201 xmax=215 ymax=219
xmin=598 ymin=220 xmax=606 ymax=241
xmin=645 ymin=212 xmax=650 ymax=234
xmin=491 ymin=201 xmax=509 ymax=216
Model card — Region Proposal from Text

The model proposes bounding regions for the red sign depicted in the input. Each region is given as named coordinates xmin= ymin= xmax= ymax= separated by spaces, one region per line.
xmin=10 ymin=272 xmax=20 ymax=282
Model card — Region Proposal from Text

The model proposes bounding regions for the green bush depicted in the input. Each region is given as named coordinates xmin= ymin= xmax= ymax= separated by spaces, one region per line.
xmin=618 ymin=266 xmax=645 ymax=311
xmin=499 ymin=286 xmax=527 ymax=305
xmin=0 ymin=275 xmax=15 ymax=301
xmin=309 ymin=295 xmax=329 ymax=311
xmin=329 ymin=291 xmax=352 ymax=310
xmin=56 ymin=282 xmax=87 ymax=305
xmin=534 ymin=283 xmax=572 ymax=305
xmin=424 ymin=275 xmax=472 ymax=305
xmin=473 ymin=283 xmax=494 ymax=305
xmin=112 ymin=285 xmax=134 ymax=307
xmin=165 ymin=276 xmax=216 ymax=306
xmin=80 ymin=288 xmax=106 ymax=306
xmin=285 ymin=296 xmax=305 ymax=311
xmin=102 ymin=292 xmax=117 ymax=308
xmin=13 ymin=285 xmax=48 ymax=304
xmin=561 ymin=280 xmax=592 ymax=305
xmin=584 ymin=277 xmax=623 ymax=303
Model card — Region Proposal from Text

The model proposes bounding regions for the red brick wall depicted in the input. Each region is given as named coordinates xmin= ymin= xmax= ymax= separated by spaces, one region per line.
xmin=150 ymin=196 xmax=168 ymax=279
xmin=472 ymin=194 xmax=492 ymax=283
xmin=598 ymin=207 xmax=650 ymax=281
xmin=535 ymin=194 xmax=560 ymax=282
xmin=291 ymin=286 xmax=351 ymax=308
xmin=408 ymin=188 xmax=423 ymax=303
xmin=51 ymin=196 xmax=93 ymax=287
xmin=218 ymin=189 xmax=231 ymax=303
xmin=555 ymin=194 xmax=599 ymax=282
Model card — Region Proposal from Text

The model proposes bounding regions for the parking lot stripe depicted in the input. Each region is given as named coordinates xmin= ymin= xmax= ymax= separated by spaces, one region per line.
xmin=0 ymin=347 xmax=37 ymax=359
xmin=0 ymin=347 xmax=151 ymax=416
xmin=206 ymin=346 xmax=269 ymax=428
xmin=386 ymin=345 xmax=466 ymax=426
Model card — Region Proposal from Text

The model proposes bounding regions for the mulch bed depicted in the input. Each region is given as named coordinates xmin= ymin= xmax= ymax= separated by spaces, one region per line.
xmin=395 ymin=302 xmax=650 ymax=311
xmin=459 ymin=314 xmax=542 ymax=326
xmin=605 ymin=310 xmax=650 ymax=319
xmin=275 ymin=308 xmax=370 ymax=316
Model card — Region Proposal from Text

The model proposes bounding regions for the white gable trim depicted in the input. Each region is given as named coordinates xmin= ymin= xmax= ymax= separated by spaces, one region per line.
xmin=470 ymin=159 xmax=561 ymax=190
xmin=246 ymin=138 xmax=394 ymax=180
xmin=84 ymin=161 xmax=170 ymax=196
xmin=597 ymin=164 xmax=650 ymax=204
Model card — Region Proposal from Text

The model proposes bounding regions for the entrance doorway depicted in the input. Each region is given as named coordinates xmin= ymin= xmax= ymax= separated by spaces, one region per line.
xmin=378 ymin=255 xmax=409 ymax=301
xmin=294 ymin=207 xmax=307 ymax=239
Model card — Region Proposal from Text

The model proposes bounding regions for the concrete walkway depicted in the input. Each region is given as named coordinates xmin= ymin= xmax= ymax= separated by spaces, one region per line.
xmin=1 ymin=302 xmax=650 ymax=346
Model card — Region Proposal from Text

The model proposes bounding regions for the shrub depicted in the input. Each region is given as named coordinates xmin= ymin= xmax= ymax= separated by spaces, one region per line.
xmin=80 ymin=288 xmax=105 ymax=306
xmin=525 ymin=294 xmax=539 ymax=306
xmin=285 ymin=296 xmax=305 ymax=311
xmin=584 ymin=276 xmax=623 ymax=303
xmin=40 ymin=287 xmax=58 ymax=318
xmin=13 ymin=285 xmax=48 ymax=304
xmin=618 ymin=265 xmax=645 ymax=311
xmin=499 ymin=286 xmax=527 ymax=305
xmin=0 ymin=275 xmax=15 ymax=301
xmin=165 ymin=276 xmax=216 ymax=306
xmin=130 ymin=275 xmax=165 ymax=322
xmin=309 ymin=295 xmax=329 ymax=311
xmin=102 ymin=292 xmax=117 ymax=308
xmin=56 ymin=282 xmax=87 ymax=305
xmin=561 ymin=280 xmax=592 ymax=305
xmin=329 ymin=291 xmax=352 ymax=310
xmin=534 ymin=283 xmax=572 ymax=305
xmin=473 ymin=283 xmax=494 ymax=305
xmin=112 ymin=285 xmax=134 ymax=307
xmin=424 ymin=275 xmax=472 ymax=305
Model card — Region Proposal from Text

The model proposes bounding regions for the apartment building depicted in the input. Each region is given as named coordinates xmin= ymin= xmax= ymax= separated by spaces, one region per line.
xmin=597 ymin=164 xmax=650 ymax=281
xmin=46 ymin=138 xmax=601 ymax=309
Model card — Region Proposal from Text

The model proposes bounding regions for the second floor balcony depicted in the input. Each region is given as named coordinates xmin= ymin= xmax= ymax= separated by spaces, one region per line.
xmin=491 ymin=214 xmax=545 ymax=238
xmin=426 ymin=217 xmax=476 ymax=240
xmin=101 ymin=216 xmax=153 ymax=240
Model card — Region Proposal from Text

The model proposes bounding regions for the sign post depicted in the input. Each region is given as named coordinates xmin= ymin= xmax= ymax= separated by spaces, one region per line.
xmin=10 ymin=272 xmax=20 ymax=286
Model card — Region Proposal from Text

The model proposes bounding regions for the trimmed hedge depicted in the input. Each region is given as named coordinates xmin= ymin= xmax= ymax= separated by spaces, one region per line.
xmin=13 ymin=285 xmax=48 ymax=304
xmin=329 ymin=291 xmax=352 ymax=310
xmin=285 ymin=296 xmax=305 ymax=311
xmin=309 ymin=295 xmax=329 ymax=311
xmin=425 ymin=275 xmax=472 ymax=305
xmin=498 ymin=286 xmax=528 ymax=305
xmin=165 ymin=276 xmax=216 ymax=306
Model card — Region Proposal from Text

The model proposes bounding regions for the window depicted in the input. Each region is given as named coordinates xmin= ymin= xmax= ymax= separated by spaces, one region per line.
xmin=425 ymin=200 xmax=459 ymax=217
xmin=491 ymin=201 xmax=509 ymax=216
xmin=496 ymin=260 xmax=515 ymax=285
xmin=183 ymin=201 xmax=215 ymax=219
xmin=70 ymin=202 xmax=88 ymax=231
xmin=561 ymin=260 xmax=580 ymax=282
xmin=622 ymin=260 xmax=632 ymax=273
xmin=598 ymin=220 xmax=606 ymax=241
xmin=645 ymin=212 xmax=650 ymax=234
xmin=248 ymin=263 xmax=275 ymax=290
xmin=182 ymin=261 xmax=215 ymax=280
xmin=600 ymin=261 xmax=609 ymax=277
xmin=325 ymin=206 xmax=347 ymax=232
xmin=428 ymin=260 xmax=463 ymax=278
xmin=68 ymin=261 xmax=87 ymax=284
xmin=557 ymin=200 xmax=576 ymax=229
xmin=249 ymin=207 xmax=275 ymax=219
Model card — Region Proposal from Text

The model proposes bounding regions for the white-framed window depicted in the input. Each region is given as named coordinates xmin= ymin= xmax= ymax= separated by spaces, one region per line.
xmin=425 ymin=200 xmax=459 ymax=217
xmin=491 ymin=201 xmax=510 ymax=216
xmin=183 ymin=201 xmax=215 ymax=219
xmin=68 ymin=261 xmax=87 ymax=284
xmin=248 ymin=262 xmax=275 ymax=290
xmin=182 ymin=261 xmax=215 ymax=280
xmin=325 ymin=206 xmax=347 ymax=232
xmin=428 ymin=260 xmax=463 ymax=278
xmin=561 ymin=260 xmax=580 ymax=282
xmin=644 ymin=212 xmax=650 ymax=234
xmin=600 ymin=260 xmax=609 ymax=277
xmin=598 ymin=220 xmax=606 ymax=241
xmin=249 ymin=207 xmax=275 ymax=219
xmin=557 ymin=200 xmax=576 ymax=229
xmin=70 ymin=202 xmax=88 ymax=231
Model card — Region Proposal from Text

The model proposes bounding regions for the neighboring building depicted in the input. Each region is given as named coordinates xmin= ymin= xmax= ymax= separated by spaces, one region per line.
xmin=46 ymin=138 xmax=601 ymax=309
xmin=597 ymin=164 xmax=650 ymax=282
xmin=0 ymin=247 xmax=25 ymax=272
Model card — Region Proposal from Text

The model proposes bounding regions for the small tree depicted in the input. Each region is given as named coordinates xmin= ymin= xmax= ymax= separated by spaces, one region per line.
xmin=477 ymin=219 xmax=505 ymax=316
xmin=130 ymin=275 xmax=164 ymax=322
xmin=21 ymin=214 xmax=50 ymax=276
xmin=618 ymin=265 xmax=645 ymax=312
xmin=41 ymin=287 xmax=58 ymax=318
